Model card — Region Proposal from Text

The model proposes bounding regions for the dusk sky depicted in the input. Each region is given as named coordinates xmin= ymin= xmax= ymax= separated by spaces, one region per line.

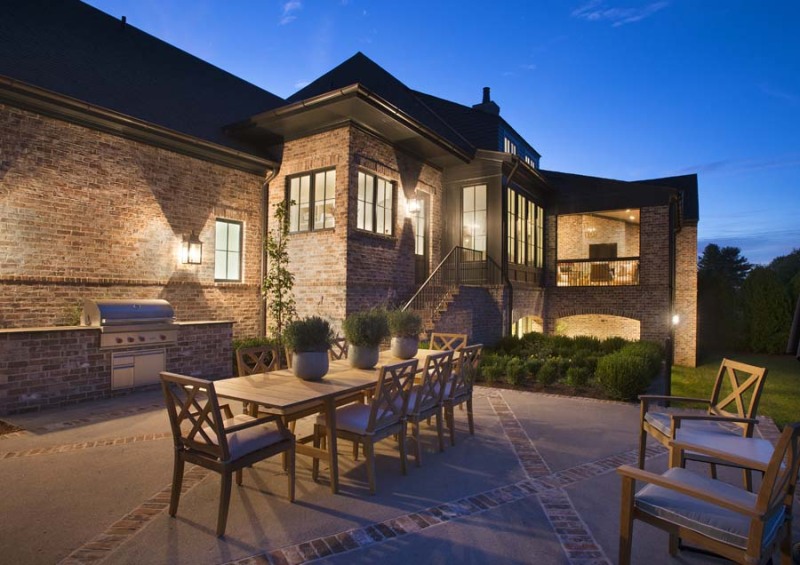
xmin=84 ymin=0 xmax=799 ymax=265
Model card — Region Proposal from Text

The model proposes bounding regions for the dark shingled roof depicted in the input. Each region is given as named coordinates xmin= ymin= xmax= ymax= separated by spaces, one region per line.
xmin=638 ymin=174 xmax=699 ymax=222
xmin=286 ymin=52 xmax=475 ymax=156
xmin=0 ymin=0 xmax=284 ymax=154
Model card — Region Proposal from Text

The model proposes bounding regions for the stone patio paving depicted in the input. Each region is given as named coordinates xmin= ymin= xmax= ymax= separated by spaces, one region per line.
xmin=0 ymin=386 xmax=796 ymax=564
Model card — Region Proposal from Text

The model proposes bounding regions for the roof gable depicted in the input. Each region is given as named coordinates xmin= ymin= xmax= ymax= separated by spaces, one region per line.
xmin=0 ymin=0 xmax=284 ymax=154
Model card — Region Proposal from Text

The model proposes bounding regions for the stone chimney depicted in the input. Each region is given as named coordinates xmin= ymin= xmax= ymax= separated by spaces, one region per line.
xmin=472 ymin=86 xmax=500 ymax=115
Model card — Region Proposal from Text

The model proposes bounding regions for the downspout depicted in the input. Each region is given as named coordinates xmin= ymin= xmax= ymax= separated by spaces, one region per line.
xmin=666 ymin=193 xmax=680 ymax=397
xmin=501 ymin=158 xmax=520 ymax=337
xmin=259 ymin=167 xmax=279 ymax=337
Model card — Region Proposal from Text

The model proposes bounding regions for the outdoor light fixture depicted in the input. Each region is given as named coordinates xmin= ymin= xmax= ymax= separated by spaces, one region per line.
xmin=407 ymin=198 xmax=421 ymax=215
xmin=672 ymin=314 xmax=680 ymax=326
xmin=181 ymin=231 xmax=203 ymax=265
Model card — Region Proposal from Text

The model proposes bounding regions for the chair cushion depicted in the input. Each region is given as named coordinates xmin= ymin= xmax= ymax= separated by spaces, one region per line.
xmin=316 ymin=403 xmax=372 ymax=435
xmin=204 ymin=414 xmax=288 ymax=460
xmin=678 ymin=429 xmax=774 ymax=467
xmin=645 ymin=412 xmax=743 ymax=438
xmin=635 ymin=467 xmax=785 ymax=549
xmin=407 ymin=389 xmax=437 ymax=415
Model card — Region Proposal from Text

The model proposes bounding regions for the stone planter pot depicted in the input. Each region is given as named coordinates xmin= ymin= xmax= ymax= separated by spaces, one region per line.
xmin=292 ymin=351 xmax=329 ymax=381
xmin=349 ymin=345 xmax=379 ymax=369
xmin=391 ymin=336 xmax=418 ymax=359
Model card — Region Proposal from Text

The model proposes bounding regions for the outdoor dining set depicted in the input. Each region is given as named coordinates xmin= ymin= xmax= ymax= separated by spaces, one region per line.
xmin=159 ymin=332 xmax=482 ymax=538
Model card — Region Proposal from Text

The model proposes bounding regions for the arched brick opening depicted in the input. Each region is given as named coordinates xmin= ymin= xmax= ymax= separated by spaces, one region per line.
xmin=555 ymin=313 xmax=640 ymax=341
xmin=513 ymin=315 xmax=543 ymax=337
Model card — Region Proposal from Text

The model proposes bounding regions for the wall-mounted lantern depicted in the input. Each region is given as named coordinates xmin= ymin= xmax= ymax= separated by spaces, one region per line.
xmin=672 ymin=314 xmax=680 ymax=326
xmin=180 ymin=231 xmax=203 ymax=265
xmin=407 ymin=197 xmax=421 ymax=215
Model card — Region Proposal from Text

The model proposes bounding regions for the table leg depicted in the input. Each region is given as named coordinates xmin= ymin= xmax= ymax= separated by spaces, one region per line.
xmin=323 ymin=397 xmax=339 ymax=494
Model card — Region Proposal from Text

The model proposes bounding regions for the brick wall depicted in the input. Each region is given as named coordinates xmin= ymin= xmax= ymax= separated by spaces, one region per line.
xmin=0 ymin=322 xmax=232 ymax=415
xmin=0 ymin=103 xmax=265 ymax=338
xmin=434 ymin=285 xmax=508 ymax=346
xmin=673 ymin=223 xmax=698 ymax=366
xmin=557 ymin=213 xmax=640 ymax=259
xmin=556 ymin=314 xmax=640 ymax=340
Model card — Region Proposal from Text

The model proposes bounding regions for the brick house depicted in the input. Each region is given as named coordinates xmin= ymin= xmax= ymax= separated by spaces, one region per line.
xmin=0 ymin=1 xmax=697 ymax=412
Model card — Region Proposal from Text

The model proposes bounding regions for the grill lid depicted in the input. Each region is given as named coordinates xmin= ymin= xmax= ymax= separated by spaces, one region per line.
xmin=81 ymin=299 xmax=176 ymax=327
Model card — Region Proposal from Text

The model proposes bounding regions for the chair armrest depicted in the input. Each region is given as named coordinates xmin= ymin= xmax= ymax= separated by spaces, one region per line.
xmin=669 ymin=439 xmax=770 ymax=473
xmin=639 ymin=395 xmax=710 ymax=413
xmin=616 ymin=465 xmax=758 ymax=517
xmin=220 ymin=404 xmax=234 ymax=418
xmin=224 ymin=414 xmax=286 ymax=434
xmin=670 ymin=414 xmax=758 ymax=430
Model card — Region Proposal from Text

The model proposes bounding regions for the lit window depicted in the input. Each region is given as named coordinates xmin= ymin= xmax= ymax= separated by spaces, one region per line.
xmin=357 ymin=171 xmax=394 ymax=235
xmin=504 ymin=137 xmax=517 ymax=155
xmin=215 ymin=219 xmax=242 ymax=281
xmin=507 ymin=188 xmax=544 ymax=268
xmin=462 ymin=184 xmax=487 ymax=256
xmin=287 ymin=169 xmax=336 ymax=233
xmin=411 ymin=198 xmax=426 ymax=256
xmin=524 ymin=154 xmax=536 ymax=169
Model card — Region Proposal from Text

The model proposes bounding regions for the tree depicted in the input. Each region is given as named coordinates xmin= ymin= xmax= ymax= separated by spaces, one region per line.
xmin=263 ymin=200 xmax=297 ymax=340
xmin=741 ymin=267 xmax=792 ymax=354
xmin=768 ymin=248 xmax=800 ymax=287
xmin=697 ymin=244 xmax=752 ymax=352
xmin=698 ymin=244 xmax=752 ymax=289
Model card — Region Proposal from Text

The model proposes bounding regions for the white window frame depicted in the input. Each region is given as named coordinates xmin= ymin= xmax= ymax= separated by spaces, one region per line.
xmin=215 ymin=219 xmax=243 ymax=282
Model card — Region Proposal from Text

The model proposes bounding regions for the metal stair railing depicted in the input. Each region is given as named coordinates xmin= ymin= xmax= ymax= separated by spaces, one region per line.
xmin=403 ymin=246 xmax=504 ymax=319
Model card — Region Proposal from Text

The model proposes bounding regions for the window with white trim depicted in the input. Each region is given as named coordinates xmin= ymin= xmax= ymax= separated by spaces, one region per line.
xmin=287 ymin=169 xmax=335 ymax=233
xmin=507 ymin=188 xmax=544 ymax=268
xmin=357 ymin=171 xmax=394 ymax=236
xmin=504 ymin=137 xmax=517 ymax=155
xmin=462 ymin=184 xmax=487 ymax=256
xmin=215 ymin=219 xmax=242 ymax=281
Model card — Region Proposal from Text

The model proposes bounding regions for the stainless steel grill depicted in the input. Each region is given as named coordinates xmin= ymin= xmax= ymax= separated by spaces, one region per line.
xmin=81 ymin=299 xmax=177 ymax=349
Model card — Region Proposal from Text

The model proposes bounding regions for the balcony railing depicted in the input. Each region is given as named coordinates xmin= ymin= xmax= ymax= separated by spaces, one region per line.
xmin=556 ymin=258 xmax=639 ymax=287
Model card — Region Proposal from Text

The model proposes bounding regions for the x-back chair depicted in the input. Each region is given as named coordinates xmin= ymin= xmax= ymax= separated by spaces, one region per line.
xmin=160 ymin=372 xmax=295 ymax=537
xmin=429 ymin=332 xmax=468 ymax=352
xmin=618 ymin=422 xmax=800 ymax=565
xmin=407 ymin=349 xmax=454 ymax=466
xmin=444 ymin=344 xmax=482 ymax=446
xmin=638 ymin=358 xmax=768 ymax=489
xmin=236 ymin=344 xmax=281 ymax=376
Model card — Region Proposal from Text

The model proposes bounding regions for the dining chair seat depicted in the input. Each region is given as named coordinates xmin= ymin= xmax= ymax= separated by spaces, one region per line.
xmin=203 ymin=414 xmax=289 ymax=459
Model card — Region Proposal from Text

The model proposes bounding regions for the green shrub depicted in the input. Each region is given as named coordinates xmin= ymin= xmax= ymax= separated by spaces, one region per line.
xmin=537 ymin=360 xmax=560 ymax=385
xmin=572 ymin=335 xmax=602 ymax=353
xmin=283 ymin=316 xmax=333 ymax=353
xmin=387 ymin=309 xmax=423 ymax=338
xmin=524 ymin=357 xmax=544 ymax=381
xmin=493 ymin=335 xmax=522 ymax=354
xmin=505 ymin=357 xmax=527 ymax=386
xmin=566 ymin=366 xmax=591 ymax=387
xmin=479 ymin=353 xmax=507 ymax=385
xmin=231 ymin=336 xmax=280 ymax=373
xmin=343 ymin=308 xmax=389 ymax=347
xmin=601 ymin=336 xmax=628 ymax=354
xmin=596 ymin=351 xmax=652 ymax=401
xmin=619 ymin=341 xmax=663 ymax=376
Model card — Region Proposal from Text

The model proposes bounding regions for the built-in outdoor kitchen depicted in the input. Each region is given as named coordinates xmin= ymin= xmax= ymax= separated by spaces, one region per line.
xmin=0 ymin=299 xmax=233 ymax=415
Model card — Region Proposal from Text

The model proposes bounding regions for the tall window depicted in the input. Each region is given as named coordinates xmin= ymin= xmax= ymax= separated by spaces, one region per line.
xmin=507 ymin=188 xmax=543 ymax=268
xmin=287 ymin=169 xmax=335 ymax=233
xmin=504 ymin=137 xmax=517 ymax=155
xmin=462 ymin=184 xmax=487 ymax=256
xmin=357 ymin=171 xmax=394 ymax=236
xmin=215 ymin=219 xmax=242 ymax=281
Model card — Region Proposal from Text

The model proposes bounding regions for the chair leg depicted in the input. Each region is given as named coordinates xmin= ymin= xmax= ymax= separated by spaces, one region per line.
xmin=743 ymin=468 xmax=753 ymax=492
xmin=435 ymin=410 xmax=445 ymax=452
xmin=709 ymin=462 xmax=718 ymax=480
xmin=217 ymin=471 xmax=233 ymax=537
xmin=235 ymin=468 xmax=243 ymax=486
xmin=353 ymin=438 xmax=359 ymax=460
xmin=668 ymin=533 xmax=679 ymax=556
xmin=412 ymin=420 xmax=422 ymax=467
xmin=169 ymin=454 xmax=184 ymax=517
xmin=364 ymin=440 xmax=377 ymax=494
xmin=618 ymin=476 xmax=635 ymax=565
xmin=399 ymin=429 xmax=408 ymax=476
xmin=637 ymin=426 xmax=647 ymax=469
xmin=467 ymin=398 xmax=474 ymax=435
xmin=312 ymin=424 xmax=321 ymax=481
xmin=446 ymin=405 xmax=456 ymax=446
xmin=287 ymin=447 xmax=295 ymax=503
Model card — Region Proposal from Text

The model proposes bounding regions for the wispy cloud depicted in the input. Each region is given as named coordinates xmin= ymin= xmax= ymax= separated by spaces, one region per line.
xmin=674 ymin=153 xmax=800 ymax=177
xmin=572 ymin=0 xmax=669 ymax=27
xmin=520 ymin=63 xmax=537 ymax=71
xmin=294 ymin=80 xmax=310 ymax=90
xmin=280 ymin=0 xmax=301 ymax=25
xmin=759 ymin=82 xmax=799 ymax=105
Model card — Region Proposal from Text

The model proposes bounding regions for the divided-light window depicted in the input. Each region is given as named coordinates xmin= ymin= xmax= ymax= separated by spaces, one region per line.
xmin=357 ymin=171 xmax=394 ymax=236
xmin=215 ymin=219 xmax=242 ymax=281
xmin=287 ymin=169 xmax=335 ymax=233
xmin=507 ymin=188 xmax=543 ymax=268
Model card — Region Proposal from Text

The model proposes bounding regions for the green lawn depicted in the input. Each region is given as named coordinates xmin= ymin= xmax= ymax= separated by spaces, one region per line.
xmin=671 ymin=353 xmax=800 ymax=428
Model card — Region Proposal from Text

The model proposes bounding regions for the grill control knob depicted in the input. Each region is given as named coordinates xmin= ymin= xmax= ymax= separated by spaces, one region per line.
xmin=127 ymin=336 xmax=135 ymax=343
xmin=116 ymin=337 xmax=123 ymax=344
xmin=139 ymin=336 xmax=145 ymax=342
xmin=159 ymin=334 xmax=166 ymax=340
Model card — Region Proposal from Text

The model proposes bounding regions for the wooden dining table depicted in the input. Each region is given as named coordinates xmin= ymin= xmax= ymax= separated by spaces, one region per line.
xmin=214 ymin=348 xmax=444 ymax=493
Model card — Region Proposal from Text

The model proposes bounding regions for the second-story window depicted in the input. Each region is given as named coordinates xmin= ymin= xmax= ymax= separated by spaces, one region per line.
xmin=504 ymin=137 xmax=517 ymax=155
xmin=462 ymin=184 xmax=487 ymax=256
xmin=507 ymin=188 xmax=543 ymax=268
xmin=357 ymin=171 xmax=394 ymax=236
xmin=287 ymin=169 xmax=336 ymax=233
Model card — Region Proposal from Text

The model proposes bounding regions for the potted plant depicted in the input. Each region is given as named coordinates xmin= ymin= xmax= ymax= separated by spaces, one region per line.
xmin=342 ymin=308 xmax=389 ymax=369
xmin=387 ymin=309 xmax=422 ymax=359
xmin=282 ymin=316 xmax=333 ymax=380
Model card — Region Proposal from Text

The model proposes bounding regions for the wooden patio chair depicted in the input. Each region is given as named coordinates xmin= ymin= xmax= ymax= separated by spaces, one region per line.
xmin=444 ymin=344 xmax=482 ymax=446
xmin=329 ymin=336 xmax=348 ymax=361
xmin=312 ymin=359 xmax=418 ymax=494
xmin=236 ymin=344 xmax=280 ymax=376
xmin=160 ymin=372 xmax=295 ymax=537
xmin=638 ymin=358 xmax=768 ymax=489
xmin=618 ymin=422 xmax=800 ymax=565
xmin=429 ymin=332 xmax=468 ymax=351
xmin=407 ymin=350 xmax=454 ymax=466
